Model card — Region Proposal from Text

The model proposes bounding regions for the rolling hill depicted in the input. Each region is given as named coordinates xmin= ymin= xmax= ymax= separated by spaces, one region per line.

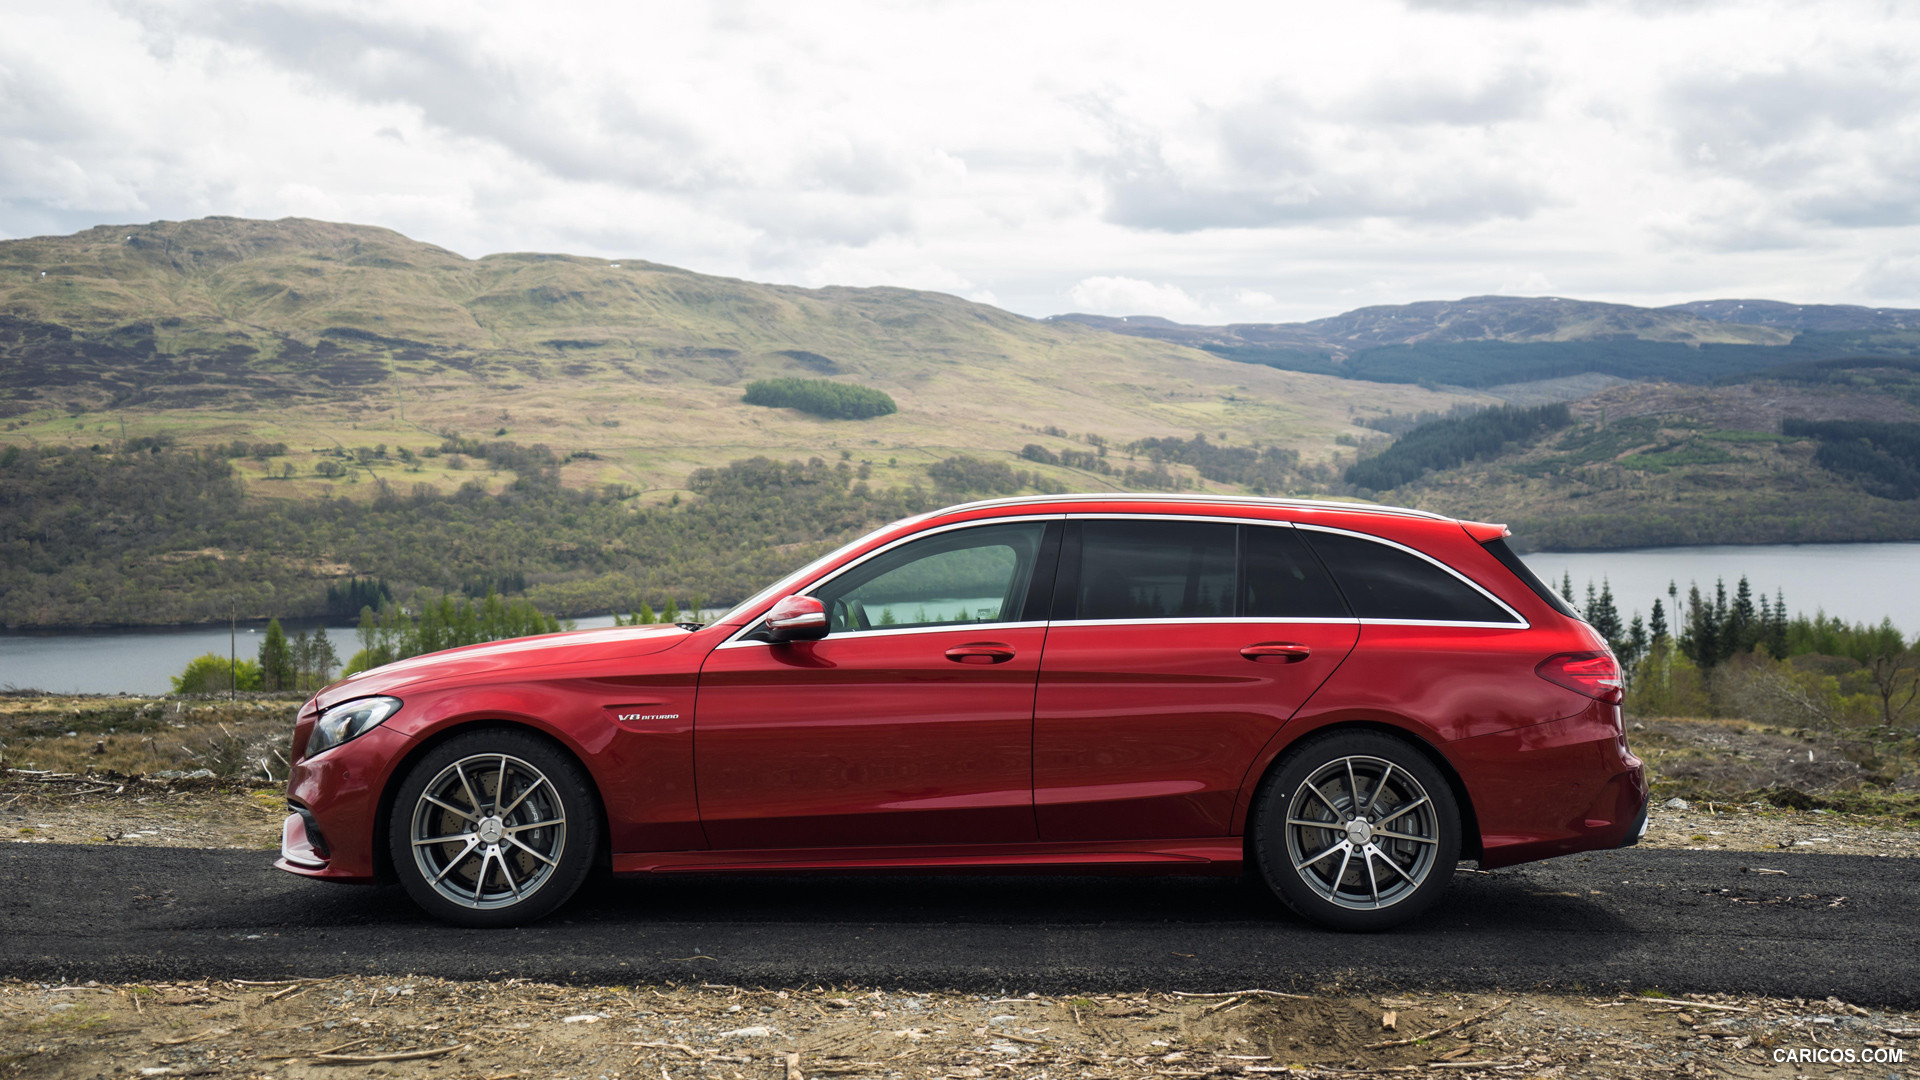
xmin=1053 ymin=296 xmax=1920 ymax=392
xmin=0 ymin=216 xmax=1473 ymax=503
xmin=5 ymin=216 xmax=1920 ymax=628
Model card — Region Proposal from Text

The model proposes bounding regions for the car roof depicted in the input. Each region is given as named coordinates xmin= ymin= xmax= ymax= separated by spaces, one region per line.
xmin=932 ymin=492 xmax=1459 ymax=524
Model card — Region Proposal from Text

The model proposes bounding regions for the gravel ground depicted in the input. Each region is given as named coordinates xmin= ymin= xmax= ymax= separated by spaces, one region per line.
xmin=6 ymin=977 xmax=1918 ymax=1080
xmin=6 ymin=780 xmax=1919 ymax=859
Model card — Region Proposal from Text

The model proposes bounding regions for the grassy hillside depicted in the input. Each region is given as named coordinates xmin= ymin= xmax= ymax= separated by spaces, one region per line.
xmin=0 ymin=217 xmax=1473 ymax=504
xmin=1377 ymin=377 xmax=1920 ymax=549
xmin=1056 ymin=297 xmax=1920 ymax=391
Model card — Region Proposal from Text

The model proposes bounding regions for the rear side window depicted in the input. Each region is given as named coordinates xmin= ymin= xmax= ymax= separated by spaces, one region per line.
xmin=1481 ymin=536 xmax=1580 ymax=619
xmin=1242 ymin=525 xmax=1351 ymax=618
xmin=1072 ymin=520 xmax=1236 ymax=619
xmin=1300 ymin=529 xmax=1518 ymax=624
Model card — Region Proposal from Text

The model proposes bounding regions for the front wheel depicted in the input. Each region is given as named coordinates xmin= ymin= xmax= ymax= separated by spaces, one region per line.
xmin=1250 ymin=730 xmax=1460 ymax=931
xmin=389 ymin=730 xmax=599 ymax=928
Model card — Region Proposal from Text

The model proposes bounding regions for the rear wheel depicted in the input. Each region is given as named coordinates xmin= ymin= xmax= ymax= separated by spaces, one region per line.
xmin=389 ymin=730 xmax=599 ymax=927
xmin=1251 ymin=730 xmax=1460 ymax=931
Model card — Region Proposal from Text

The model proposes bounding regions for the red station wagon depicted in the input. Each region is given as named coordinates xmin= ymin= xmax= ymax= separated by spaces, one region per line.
xmin=278 ymin=495 xmax=1647 ymax=931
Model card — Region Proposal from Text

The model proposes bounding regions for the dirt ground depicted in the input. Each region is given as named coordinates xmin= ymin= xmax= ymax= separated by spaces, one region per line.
xmin=5 ymin=977 xmax=1917 ymax=1080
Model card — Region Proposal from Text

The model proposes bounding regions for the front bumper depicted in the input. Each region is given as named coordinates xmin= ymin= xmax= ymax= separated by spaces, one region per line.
xmin=274 ymin=723 xmax=416 ymax=883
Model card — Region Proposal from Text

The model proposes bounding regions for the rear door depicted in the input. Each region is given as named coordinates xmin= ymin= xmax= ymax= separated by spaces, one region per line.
xmin=1033 ymin=518 xmax=1358 ymax=841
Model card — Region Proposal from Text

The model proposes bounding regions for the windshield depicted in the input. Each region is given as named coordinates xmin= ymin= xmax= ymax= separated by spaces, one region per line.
xmin=712 ymin=515 xmax=921 ymax=624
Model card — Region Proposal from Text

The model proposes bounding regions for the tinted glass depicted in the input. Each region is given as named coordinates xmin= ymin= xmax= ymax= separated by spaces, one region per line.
xmin=1481 ymin=536 xmax=1580 ymax=619
xmin=814 ymin=521 xmax=1046 ymax=632
xmin=1242 ymin=525 xmax=1351 ymax=618
xmin=1074 ymin=520 xmax=1236 ymax=620
xmin=1301 ymin=530 xmax=1517 ymax=624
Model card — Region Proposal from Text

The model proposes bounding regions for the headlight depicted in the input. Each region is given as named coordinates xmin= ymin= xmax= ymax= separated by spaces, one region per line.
xmin=306 ymin=696 xmax=402 ymax=758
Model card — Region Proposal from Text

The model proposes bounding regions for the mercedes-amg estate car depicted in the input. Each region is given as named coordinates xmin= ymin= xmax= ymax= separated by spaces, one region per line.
xmin=278 ymin=494 xmax=1646 ymax=931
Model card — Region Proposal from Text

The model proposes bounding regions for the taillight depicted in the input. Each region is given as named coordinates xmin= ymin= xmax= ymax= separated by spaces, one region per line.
xmin=1536 ymin=651 xmax=1623 ymax=705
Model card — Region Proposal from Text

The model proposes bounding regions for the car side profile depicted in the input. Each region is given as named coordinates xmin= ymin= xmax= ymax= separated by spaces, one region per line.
xmin=278 ymin=494 xmax=1646 ymax=931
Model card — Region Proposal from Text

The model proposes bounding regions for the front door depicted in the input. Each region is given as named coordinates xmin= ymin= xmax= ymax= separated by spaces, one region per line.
xmin=695 ymin=519 xmax=1060 ymax=849
xmin=1034 ymin=518 xmax=1359 ymax=841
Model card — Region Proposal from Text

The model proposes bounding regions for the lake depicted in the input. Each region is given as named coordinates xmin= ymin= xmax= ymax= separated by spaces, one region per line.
xmin=1519 ymin=542 xmax=1920 ymax=630
xmin=2 ymin=543 xmax=1915 ymax=694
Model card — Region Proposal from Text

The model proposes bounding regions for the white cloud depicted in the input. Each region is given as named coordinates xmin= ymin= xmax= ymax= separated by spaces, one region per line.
xmin=0 ymin=0 xmax=1916 ymax=322
xmin=1067 ymin=276 xmax=1217 ymax=321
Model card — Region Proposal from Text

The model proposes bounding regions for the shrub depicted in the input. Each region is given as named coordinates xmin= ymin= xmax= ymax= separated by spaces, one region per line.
xmin=742 ymin=378 xmax=897 ymax=420
xmin=172 ymin=653 xmax=263 ymax=694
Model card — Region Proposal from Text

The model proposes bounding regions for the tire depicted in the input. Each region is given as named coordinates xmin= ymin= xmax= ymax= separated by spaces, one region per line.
xmin=388 ymin=729 xmax=600 ymax=928
xmin=1250 ymin=729 xmax=1461 ymax=931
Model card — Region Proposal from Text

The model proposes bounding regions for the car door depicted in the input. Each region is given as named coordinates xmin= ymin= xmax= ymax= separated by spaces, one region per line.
xmin=694 ymin=518 xmax=1061 ymax=849
xmin=1033 ymin=517 xmax=1359 ymax=841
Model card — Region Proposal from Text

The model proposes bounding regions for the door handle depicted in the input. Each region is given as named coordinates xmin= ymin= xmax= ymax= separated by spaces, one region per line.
xmin=946 ymin=642 xmax=1016 ymax=665
xmin=1241 ymin=642 xmax=1312 ymax=663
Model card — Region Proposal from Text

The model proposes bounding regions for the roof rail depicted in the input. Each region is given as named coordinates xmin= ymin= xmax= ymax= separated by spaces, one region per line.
xmin=934 ymin=492 xmax=1455 ymax=522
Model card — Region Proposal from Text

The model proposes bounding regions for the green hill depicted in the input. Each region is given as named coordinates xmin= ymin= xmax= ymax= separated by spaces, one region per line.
xmin=0 ymin=216 xmax=1473 ymax=503
xmin=1054 ymin=296 xmax=1920 ymax=390
xmin=1370 ymin=372 xmax=1920 ymax=549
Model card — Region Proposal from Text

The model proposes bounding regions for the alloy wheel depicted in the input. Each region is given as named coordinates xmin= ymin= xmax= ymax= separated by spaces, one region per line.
xmin=408 ymin=752 xmax=567 ymax=910
xmin=1283 ymin=753 xmax=1441 ymax=910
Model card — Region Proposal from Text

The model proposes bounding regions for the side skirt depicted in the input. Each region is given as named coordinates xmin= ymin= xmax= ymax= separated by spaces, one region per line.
xmin=612 ymin=838 xmax=1243 ymax=875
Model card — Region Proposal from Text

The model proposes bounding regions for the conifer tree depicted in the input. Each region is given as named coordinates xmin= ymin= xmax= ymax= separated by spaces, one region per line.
xmin=258 ymin=618 xmax=293 ymax=691
xmin=1649 ymin=598 xmax=1668 ymax=642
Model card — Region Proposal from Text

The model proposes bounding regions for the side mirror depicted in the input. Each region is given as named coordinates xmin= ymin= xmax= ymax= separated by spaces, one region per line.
xmin=764 ymin=594 xmax=829 ymax=643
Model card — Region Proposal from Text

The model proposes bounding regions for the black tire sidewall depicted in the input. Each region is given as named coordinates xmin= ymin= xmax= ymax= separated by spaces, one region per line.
xmin=388 ymin=729 xmax=600 ymax=928
xmin=1252 ymin=729 xmax=1461 ymax=932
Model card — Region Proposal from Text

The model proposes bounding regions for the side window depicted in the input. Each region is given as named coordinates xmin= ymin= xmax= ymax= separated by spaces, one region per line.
xmin=1071 ymin=520 xmax=1236 ymax=620
xmin=812 ymin=522 xmax=1048 ymax=632
xmin=1242 ymin=525 xmax=1350 ymax=618
xmin=1299 ymin=530 xmax=1517 ymax=624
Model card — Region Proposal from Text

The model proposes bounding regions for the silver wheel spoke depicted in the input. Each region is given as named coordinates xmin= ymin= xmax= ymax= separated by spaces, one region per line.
xmin=421 ymin=794 xmax=478 ymax=822
xmin=413 ymin=832 xmax=474 ymax=847
xmin=1329 ymin=846 xmax=1354 ymax=899
xmin=1376 ymin=795 xmax=1429 ymax=827
xmin=453 ymin=763 xmax=483 ymax=817
xmin=1303 ymin=781 xmax=1344 ymax=820
xmin=1365 ymin=848 xmax=1380 ymax=905
xmin=506 ymin=817 xmax=563 ymax=834
xmin=1376 ymin=829 xmax=1436 ymax=845
xmin=1286 ymin=817 xmax=1339 ymax=829
xmin=1293 ymin=839 xmax=1347 ymax=871
xmin=430 ymin=838 xmax=479 ymax=884
xmin=500 ymin=776 xmax=548 ymax=819
xmin=1344 ymin=758 xmax=1360 ymax=813
xmin=494 ymin=756 xmax=509 ymax=816
xmin=506 ymin=834 xmax=559 ymax=867
xmin=1374 ymin=849 xmax=1420 ymax=885
xmin=1366 ymin=763 xmax=1395 ymax=814
xmin=496 ymin=847 xmax=521 ymax=898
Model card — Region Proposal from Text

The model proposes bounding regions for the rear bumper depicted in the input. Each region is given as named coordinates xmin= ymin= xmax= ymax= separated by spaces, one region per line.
xmin=1450 ymin=702 xmax=1647 ymax=870
xmin=1618 ymin=792 xmax=1650 ymax=848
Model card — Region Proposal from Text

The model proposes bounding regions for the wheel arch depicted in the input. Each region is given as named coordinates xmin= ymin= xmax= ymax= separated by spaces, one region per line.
xmin=371 ymin=718 xmax=612 ymax=884
xmin=1238 ymin=718 xmax=1483 ymax=863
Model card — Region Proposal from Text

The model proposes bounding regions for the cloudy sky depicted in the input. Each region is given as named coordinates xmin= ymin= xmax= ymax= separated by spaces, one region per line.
xmin=2 ymin=0 xmax=1917 ymax=322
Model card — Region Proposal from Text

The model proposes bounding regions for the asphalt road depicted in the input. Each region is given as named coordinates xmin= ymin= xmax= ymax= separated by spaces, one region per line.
xmin=2 ymin=844 xmax=1914 ymax=1005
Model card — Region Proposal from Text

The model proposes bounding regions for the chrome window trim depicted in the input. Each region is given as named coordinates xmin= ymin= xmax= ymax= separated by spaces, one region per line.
xmin=1292 ymin=522 xmax=1530 ymax=629
xmin=715 ymin=620 xmax=1052 ymax=650
xmin=1049 ymin=616 xmax=1360 ymax=628
xmin=721 ymin=513 xmax=1066 ymax=646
